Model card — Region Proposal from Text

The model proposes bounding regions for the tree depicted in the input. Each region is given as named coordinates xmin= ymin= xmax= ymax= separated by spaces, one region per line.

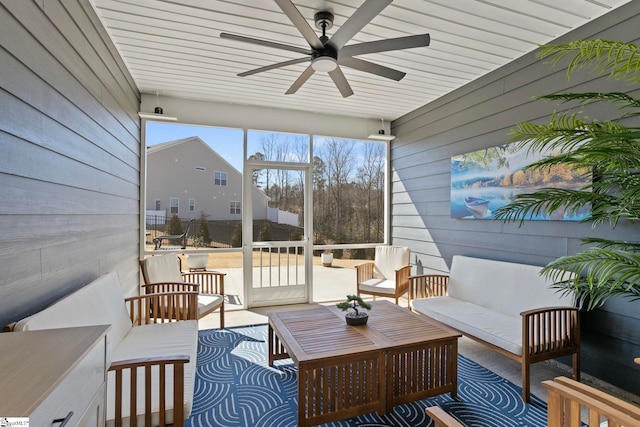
xmin=230 ymin=222 xmax=242 ymax=248
xmin=197 ymin=211 xmax=211 ymax=246
xmin=258 ymin=221 xmax=272 ymax=241
xmin=493 ymin=40 xmax=640 ymax=309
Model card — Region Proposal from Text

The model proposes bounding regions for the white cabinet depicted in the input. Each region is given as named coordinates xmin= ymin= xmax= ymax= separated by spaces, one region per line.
xmin=0 ymin=325 xmax=109 ymax=427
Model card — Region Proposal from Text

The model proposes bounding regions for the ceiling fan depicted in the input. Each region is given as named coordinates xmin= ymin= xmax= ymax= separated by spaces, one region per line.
xmin=220 ymin=0 xmax=430 ymax=98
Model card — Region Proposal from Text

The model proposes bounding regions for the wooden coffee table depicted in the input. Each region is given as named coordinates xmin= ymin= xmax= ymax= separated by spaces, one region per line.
xmin=268 ymin=300 xmax=461 ymax=427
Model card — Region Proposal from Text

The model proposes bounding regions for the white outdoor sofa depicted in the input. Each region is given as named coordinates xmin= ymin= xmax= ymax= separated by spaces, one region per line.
xmin=8 ymin=271 xmax=199 ymax=427
xmin=409 ymin=255 xmax=581 ymax=402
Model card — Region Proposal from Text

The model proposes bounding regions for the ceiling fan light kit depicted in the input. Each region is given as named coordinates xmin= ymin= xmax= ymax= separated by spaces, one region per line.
xmin=220 ymin=0 xmax=430 ymax=98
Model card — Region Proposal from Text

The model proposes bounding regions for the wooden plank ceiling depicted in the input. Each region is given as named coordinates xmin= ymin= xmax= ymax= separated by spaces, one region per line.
xmin=90 ymin=0 xmax=632 ymax=121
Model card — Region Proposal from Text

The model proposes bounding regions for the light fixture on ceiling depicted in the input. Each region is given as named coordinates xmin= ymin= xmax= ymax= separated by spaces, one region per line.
xmin=368 ymin=118 xmax=395 ymax=141
xmin=311 ymin=55 xmax=337 ymax=72
xmin=154 ymin=91 xmax=163 ymax=114
xmin=138 ymin=91 xmax=178 ymax=121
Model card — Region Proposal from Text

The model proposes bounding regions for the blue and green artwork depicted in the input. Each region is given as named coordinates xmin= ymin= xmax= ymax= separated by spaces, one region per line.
xmin=450 ymin=143 xmax=590 ymax=220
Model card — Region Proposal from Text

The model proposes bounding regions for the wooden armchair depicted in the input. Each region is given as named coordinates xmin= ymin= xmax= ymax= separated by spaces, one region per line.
xmin=140 ymin=253 xmax=225 ymax=327
xmin=544 ymin=376 xmax=640 ymax=426
xmin=425 ymin=407 xmax=464 ymax=427
xmin=355 ymin=245 xmax=411 ymax=306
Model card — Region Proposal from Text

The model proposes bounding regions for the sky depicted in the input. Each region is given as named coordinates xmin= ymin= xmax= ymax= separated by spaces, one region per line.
xmin=146 ymin=122 xmax=246 ymax=171
xmin=145 ymin=121 xmax=384 ymax=175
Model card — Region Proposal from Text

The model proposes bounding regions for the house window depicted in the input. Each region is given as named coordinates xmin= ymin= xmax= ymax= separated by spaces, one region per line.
xmin=189 ymin=199 xmax=195 ymax=212
xmin=170 ymin=197 xmax=179 ymax=214
xmin=230 ymin=201 xmax=241 ymax=215
xmin=214 ymin=171 xmax=227 ymax=186
xmin=155 ymin=200 xmax=161 ymax=210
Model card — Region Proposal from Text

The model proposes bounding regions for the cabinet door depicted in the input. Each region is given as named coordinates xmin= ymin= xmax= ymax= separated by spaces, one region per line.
xmin=77 ymin=385 xmax=105 ymax=427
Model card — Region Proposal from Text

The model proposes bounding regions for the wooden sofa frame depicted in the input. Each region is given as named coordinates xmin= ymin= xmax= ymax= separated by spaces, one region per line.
xmin=6 ymin=290 xmax=199 ymax=427
xmin=409 ymin=273 xmax=581 ymax=402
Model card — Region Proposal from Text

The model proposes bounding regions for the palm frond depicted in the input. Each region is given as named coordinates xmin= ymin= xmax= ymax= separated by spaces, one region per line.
xmin=492 ymin=188 xmax=604 ymax=225
xmin=539 ymin=40 xmax=640 ymax=84
xmin=580 ymin=237 xmax=640 ymax=251
xmin=536 ymin=92 xmax=640 ymax=110
xmin=540 ymin=247 xmax=640 ymax=309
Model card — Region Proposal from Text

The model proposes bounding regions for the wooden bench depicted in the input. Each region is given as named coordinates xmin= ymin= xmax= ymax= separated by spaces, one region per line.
xmin=544 ymin=376 xmax=640 ymax=427
xmin=410 ymin=255 xmax=580 ymax=402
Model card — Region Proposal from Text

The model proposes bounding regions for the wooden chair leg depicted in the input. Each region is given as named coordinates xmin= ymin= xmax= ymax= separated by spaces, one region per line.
xmin=573 ymin=352 xmax=580 ymax=382
xmin=219 ymin=305 xmax=225 ymax=329
xmin=522 ymin=362 xmax=531 ymax=403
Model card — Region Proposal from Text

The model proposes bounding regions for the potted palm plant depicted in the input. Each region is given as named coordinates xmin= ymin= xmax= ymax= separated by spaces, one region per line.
xmin=337 ymin=294 xmax=372 ymax=326
xmin=494 ymin=39 xmax=640 ymax=310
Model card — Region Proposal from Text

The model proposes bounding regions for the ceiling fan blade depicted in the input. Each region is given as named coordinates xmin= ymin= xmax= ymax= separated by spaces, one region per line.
xmin=341 ymin=34 xmax=430 ymax=57
xmin=328 ymin=67 xmax=354 ymax=98
xmin=220 ymin=32 xmax=311 ymax=55
xmin=274 ymin=0 xmax=324 ymax=50
xmin=238 ymin=57 xmax=311 ymax=77
xmin=339 ymin=57 xmax=406 ymax=81
xmin=329 ymin=0 xmax=392 ymax=50
xmin=285 ymin=65 xmax=316 ymax=94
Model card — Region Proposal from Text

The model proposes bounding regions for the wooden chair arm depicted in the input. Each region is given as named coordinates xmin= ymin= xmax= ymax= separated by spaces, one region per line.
xmin=543 ymin=376 xmax=640 ymax=427
xmin=125 ymin=292 xmax=199 ymax=325
xmin=355 ymin=262 xmax=375 ymax=284
xmin=181 ymin=270 xmax=225 ymax=295
xmin=425 ymin=406 xmax=464 ymax=427
xmin=521 ymin=306 xmax=580 ymax=357
xmin=395 ymin=264 xmax=412 ymax=296
xmin=408 ymin=274 xmax=449 ymax=304
xmin=109 ymin=355 xmax=189 ymax=427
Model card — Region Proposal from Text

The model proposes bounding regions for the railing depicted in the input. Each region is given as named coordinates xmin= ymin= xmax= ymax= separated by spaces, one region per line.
xmin=252 ymin=241 xmax=306 ymax=288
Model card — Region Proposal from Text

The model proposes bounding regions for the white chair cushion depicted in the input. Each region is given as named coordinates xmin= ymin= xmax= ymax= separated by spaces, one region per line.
xmin=107 ymin=320 xmax=198 ymax=427
xmin=13 ymin=271 xmax=133 ymax=366
xmin=144 ymin=253 xmax=185 ymax=283
xmin=198 ymin=294 xmax=224 ymax=317
xmin=412 ymin=296 xmax=523 ymax=355
xmin=373 ymin=246 xmax=410 ymax=279
xmin=359 ymin=278 xmax=396 ymax=295
xmin=448 ymin=255 xmax=574 ymax=318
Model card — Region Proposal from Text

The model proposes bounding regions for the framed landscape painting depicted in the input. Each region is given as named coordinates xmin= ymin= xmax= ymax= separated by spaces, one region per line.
xmin=450 ymin=142 xmax=590 ymax=220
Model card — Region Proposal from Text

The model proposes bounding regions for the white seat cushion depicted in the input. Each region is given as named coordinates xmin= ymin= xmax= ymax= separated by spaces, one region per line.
xmin=13 ymin=271 xmax=133 ymax=366
xmin=448 ymin=255 xmax=574 ymax=318
xmin=412 ymin=296 xmax=523 ymax=355
xmin=359 ymin=279 xmax=397 ymax=295
xmin=107 ymin=320 xmax=199 ymax=427
xmin=143 ymin=253 xmax=184 ymax=283
xmin=198 ymin=294 xmax=224 ymax=317
xmin=373 ymin=246 xmax=410 ymax=279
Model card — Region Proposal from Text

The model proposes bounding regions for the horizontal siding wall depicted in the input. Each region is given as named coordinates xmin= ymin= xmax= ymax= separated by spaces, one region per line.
xmin=391 ymin=2 xmax=640 ymax=395
xmin=0 ymin=0 xmax=140 ymax=328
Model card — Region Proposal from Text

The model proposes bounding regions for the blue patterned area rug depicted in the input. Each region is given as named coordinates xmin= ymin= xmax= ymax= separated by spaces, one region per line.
xmin=187 ymin=325 xmax=547 ymax=427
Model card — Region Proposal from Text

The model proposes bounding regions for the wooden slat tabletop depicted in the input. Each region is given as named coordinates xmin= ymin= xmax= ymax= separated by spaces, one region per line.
xmin=268 ymin=300 xmax=460 ymax=365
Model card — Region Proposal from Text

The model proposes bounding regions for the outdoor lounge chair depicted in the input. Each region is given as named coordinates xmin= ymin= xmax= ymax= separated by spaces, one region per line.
xmin=140 ymin=253 xmax=225 ymax=327
xmin=153 ymin=218 xmax=194 ymax=250
xmin=356 ymin=245 xmax=411 ymax=306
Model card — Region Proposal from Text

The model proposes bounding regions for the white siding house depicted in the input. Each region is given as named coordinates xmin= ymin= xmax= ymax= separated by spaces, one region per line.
xmin=146 ymin=137 xmax=268 ymax=221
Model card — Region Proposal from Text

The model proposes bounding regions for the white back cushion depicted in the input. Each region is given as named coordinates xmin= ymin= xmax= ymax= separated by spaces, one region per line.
xmin=448 ymin=255 xmax=574 ymax=317
xmin=143 ymin=254 xmax=184 ymax=283
xmin=373 ymin=246 xmax=410 ymax=280
xmin=13 ymin=271 xmax=133 ymax=365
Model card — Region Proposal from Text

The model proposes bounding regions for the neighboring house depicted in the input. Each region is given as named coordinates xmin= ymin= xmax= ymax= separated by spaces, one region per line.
xmin=146 ymin=137 xmax=268 ymax=222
